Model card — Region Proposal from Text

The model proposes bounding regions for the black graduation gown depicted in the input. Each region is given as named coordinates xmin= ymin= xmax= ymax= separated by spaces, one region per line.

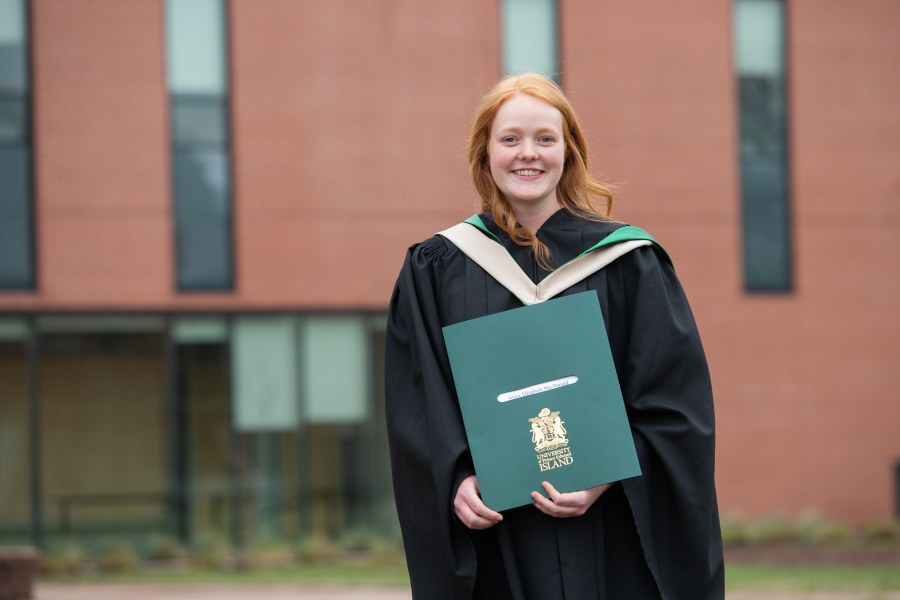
xmin=385 ymin=210 xmax=724 ymax=599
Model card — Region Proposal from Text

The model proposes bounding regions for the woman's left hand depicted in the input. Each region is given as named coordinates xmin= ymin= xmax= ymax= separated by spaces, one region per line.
xmin=530 ymin=481 xmax=612 ymax=518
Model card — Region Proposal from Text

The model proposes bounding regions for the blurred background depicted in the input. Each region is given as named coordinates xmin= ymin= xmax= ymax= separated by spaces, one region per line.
xmin=0 ymin=0 xmax=897 ymax=561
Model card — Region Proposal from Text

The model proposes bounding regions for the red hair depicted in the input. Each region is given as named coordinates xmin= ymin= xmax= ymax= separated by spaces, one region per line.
xmin=467 ymin=73 xmax=614 ymax=268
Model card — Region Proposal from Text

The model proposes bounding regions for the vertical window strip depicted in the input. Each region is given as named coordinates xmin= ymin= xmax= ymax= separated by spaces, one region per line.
xmin=501 ymin=0 xmax=559 ymax=82
xmin=735 ymin=0 xmax=792 ymax=292
xmin=0 ymin=0 xmax=34 ymax=290
xmin=165 ymin=0 xmax=234 ymax=291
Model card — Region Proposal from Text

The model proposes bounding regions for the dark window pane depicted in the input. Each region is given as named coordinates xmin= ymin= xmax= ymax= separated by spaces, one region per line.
xmin=738 ymin=76 xmax=791 ymax=291
xmin=176 ymin=342 xmax=233 ymax=543
xmin=735 ymin=0 xmax=791 ymax=292
xmin=738 ymin=76 xmax=786 ymax=162
xmin=39 ymin=331 xmax=169 ymax=546
xmin=172 ymin=95 xmax=227 ymax=146
xmin=166 ymin=0 xmax=232 ymax=292
xmin=0 ymin=42 xmax=27 ymax=93
xmin=0 ymin=95 xmax=27 ymax=144
xmin=0 ymin=145 xmax=33 ymax=289
xmin=0 ymin=339 xmax=29 ymax=544
xmin=173 ymin=149 xmax=232 ymax=290
xmin=741 ymin=161 xmax=791 ymax=291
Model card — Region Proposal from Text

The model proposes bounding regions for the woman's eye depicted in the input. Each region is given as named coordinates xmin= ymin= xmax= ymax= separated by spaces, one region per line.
xmin=538 ymin=136 xmax=555 ymax=144
xmin=501 ymin=136 xmax=517 ymax=144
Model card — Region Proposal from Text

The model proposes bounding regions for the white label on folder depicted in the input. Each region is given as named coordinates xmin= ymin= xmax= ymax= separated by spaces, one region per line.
xmin=497 ymin=375 xmax=579 ymax=403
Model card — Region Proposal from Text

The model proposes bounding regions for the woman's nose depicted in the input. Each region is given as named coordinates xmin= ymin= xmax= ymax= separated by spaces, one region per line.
xmin=518 ymin=142 xmax=538 ymax=160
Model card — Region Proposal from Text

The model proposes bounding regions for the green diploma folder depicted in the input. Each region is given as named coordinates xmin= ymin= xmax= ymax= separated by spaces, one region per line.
xmin=442 ymin=291 xmax=641 ymax=511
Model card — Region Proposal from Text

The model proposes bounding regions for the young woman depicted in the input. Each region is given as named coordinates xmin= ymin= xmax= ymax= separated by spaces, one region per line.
xmin=385 ymin=73 xmax=724 ymax=599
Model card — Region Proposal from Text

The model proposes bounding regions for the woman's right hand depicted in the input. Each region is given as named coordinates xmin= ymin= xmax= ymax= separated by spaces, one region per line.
xmin=453 ymin=474 xmax=503 ymax=530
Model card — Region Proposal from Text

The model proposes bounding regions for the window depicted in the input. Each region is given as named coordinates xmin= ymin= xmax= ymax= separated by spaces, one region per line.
xmin=36 ymin=317 xmax=169 ymax=548
xmin=0 ymin=0 xmax=33 ymax=289
xmin=0 ymin=318 xmax=30 ymax=543
xmin=9 ymin=311 xmax=397 ymax=548
xmin=502 ymin=0 xmax=558 ymax=81
xmin=166 ymin=0 xmax=234 ymax=290
xmin=735 ymin=0 xmax=792 ymax=291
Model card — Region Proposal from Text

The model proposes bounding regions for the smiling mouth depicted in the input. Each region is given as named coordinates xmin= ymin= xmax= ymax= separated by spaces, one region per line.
xmin=512 ymin=169 xmax=543 ymax=176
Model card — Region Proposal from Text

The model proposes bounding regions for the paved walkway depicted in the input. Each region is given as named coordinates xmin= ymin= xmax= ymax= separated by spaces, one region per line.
xmin=33 ymin=584 xmax=900 ymax=600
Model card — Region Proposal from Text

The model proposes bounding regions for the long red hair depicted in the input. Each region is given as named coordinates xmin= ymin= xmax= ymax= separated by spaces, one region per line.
xmin=467 ymin=73 xmax=614 ymax=268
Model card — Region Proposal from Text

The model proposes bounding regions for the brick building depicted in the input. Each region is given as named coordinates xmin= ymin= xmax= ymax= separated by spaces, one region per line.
xmin=0 ymin=0 xmax=898 ymax=551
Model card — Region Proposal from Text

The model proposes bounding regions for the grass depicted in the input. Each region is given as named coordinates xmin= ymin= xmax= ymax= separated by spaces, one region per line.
xmin=39 ymin=562 xmax=410 ymax=586
xmin=726 ymin=564 xmax=900 ymax=592
xmin=39 ymin=562 xmax=900 ymax=592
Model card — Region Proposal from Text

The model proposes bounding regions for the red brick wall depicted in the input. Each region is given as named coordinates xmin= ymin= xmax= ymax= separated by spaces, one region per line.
xmin=563 ymin=0 xmax=900 ymax=523
xmin=709 ymin=0 xmax=900 ymax=522
xmin=2 ymin=0 xmax=498 ymax=311
xmin=728 ymin=0 xmax=900 ymax=522
xmin=25 ymin=0 xmax=172 ymax=308
xmin=229 ymin=0 xmax=500 ymax=308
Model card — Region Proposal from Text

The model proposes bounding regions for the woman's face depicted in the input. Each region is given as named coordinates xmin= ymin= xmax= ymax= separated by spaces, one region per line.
xmin=488 ymin=93 xmax=565 ymax=215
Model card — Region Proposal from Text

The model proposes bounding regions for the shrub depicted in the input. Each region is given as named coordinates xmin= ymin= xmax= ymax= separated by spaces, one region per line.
xmin=339 ymin=527 xmax=378 ymax=553
xmin=238 ymin=539 xmax=294 ymax=571
xmin=720 ymin=515 xmax=752 ymax=546
xmin=810 ymin=520 xmax=853 ymax=546
xmin=336 ymin=528 xmax=407 ymax=566
xmin=97 ymin=540 xmax=138 ymax=573
xmin=747 ymin=514 xmax=799 ymax=544
xmin=862 ymin=519 xmax=900 ymax=545
xmin=796 ymin=513 xmax=853 ymax=546
xmin=296 ymin=533 xmax=342 ymax=565
xmin=368 ymin=537 xmax=407 ymax=567
xmin=142 ymin=533 xmax=189 ymax=562
xmin=191 ymin=535 xmax=236 ymax=571
xmin=40 ymin=540 xmax=87 ymax=575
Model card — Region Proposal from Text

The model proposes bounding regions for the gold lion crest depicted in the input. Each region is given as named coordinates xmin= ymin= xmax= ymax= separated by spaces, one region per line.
xmin=528 ymin=407 xmax=569 ymax=452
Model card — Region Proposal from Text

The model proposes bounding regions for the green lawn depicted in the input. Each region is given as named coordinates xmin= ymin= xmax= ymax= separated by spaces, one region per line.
xmin=39 ymin=562 xmax=900 ymax=592
xmin=40 ymin=563 xmax=411 ymax=587
xmin=726 ymin=564 xmax=900 ymax=592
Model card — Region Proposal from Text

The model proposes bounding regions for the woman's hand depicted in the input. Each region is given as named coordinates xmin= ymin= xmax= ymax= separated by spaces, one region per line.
xmin=531 ymin=481 xmax=611 ymax=518
xmin=453 ymin=475 xmax=503 ymax=530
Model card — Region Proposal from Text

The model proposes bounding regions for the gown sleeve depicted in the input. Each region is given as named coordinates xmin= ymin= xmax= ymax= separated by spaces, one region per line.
xmin=611 ymin=245 xmax=725 ymax=598
xmin=384 ymin=237 xmax=477 ymax=597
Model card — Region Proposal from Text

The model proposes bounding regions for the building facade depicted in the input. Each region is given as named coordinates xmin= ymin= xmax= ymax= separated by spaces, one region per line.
xmin=1 ymin=0 xmax=898 ymax=551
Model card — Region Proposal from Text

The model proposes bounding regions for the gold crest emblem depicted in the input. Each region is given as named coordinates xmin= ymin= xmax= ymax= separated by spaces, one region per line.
xmin=529 ymin=407 xmax=568 ymax=451
xmin=529 ymin=407 xmax=574 ymax=472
